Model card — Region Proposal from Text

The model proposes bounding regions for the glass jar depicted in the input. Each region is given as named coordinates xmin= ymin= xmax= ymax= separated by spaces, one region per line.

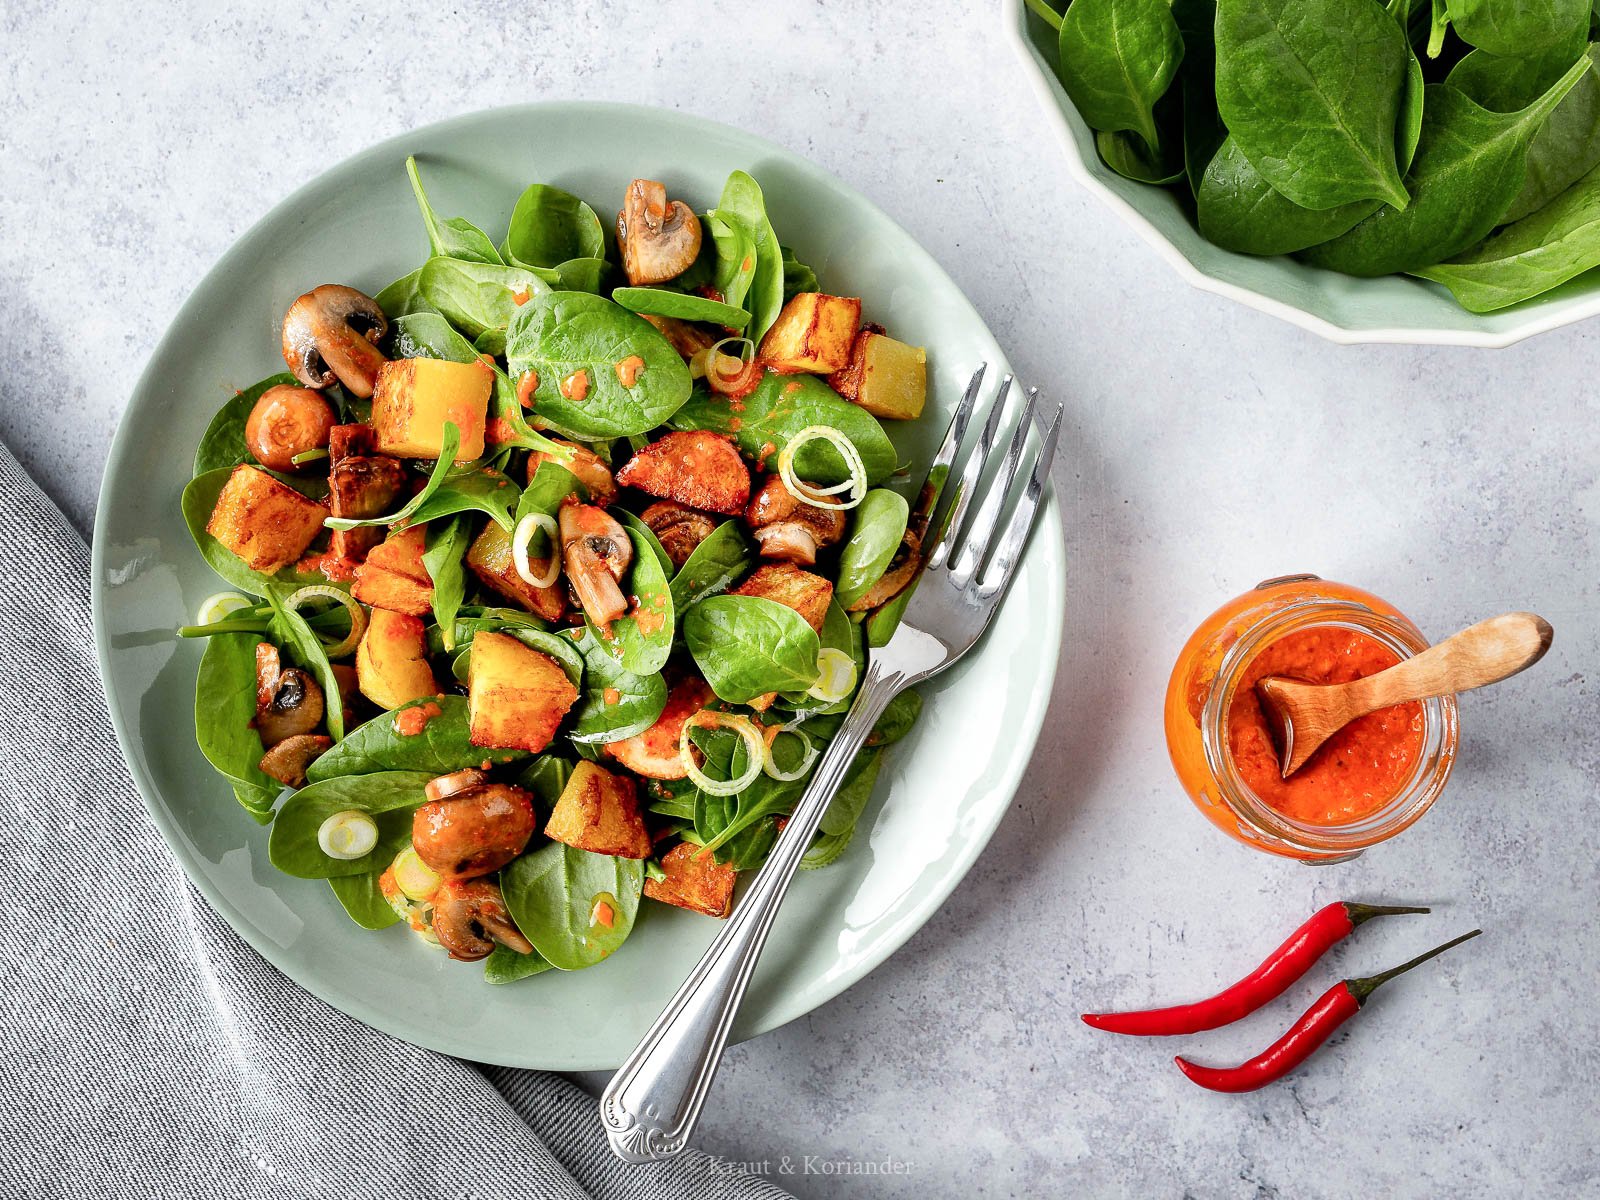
xmin=1164 ymin=575 xmax=1458 ymax=862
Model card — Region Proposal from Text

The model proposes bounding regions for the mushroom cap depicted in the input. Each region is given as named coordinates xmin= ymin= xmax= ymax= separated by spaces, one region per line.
xmin=281 ymin=284 xmax=389 ymax=392
xmin=245 ymin=384 xmax=336 ymax=472
xmin=617 ymin=179 xmax=703 ymax=287
xmin=744 ymin=475 xmax=846 ymax=564
xmin=846 ymin=528 xmax=923 ymax=612
xmin=252 ymin=643 xmax=327 ymax=747
xmin=640 ymin=501 xmax=716 ymax=569
xmin=412 ymin=784 xmax=538 ymax=881
xmin=258 ymin=734 xmax=333 ymax=788
xmin=432 ymin=878 xmax=533 ymax=961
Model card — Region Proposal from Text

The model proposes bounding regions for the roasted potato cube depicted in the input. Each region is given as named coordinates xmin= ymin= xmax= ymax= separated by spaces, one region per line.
xmin=544 ymin=760 xmax=651 ymax=859
xmin=371 ymin=358 xmax=491 ymax=461
xmin=351 ymin=525 xmax=433 ymax=616
xmin=731 ymin=562 xmax=833 ymax=632
xmin=615 ymin=431 xmax=750 ymax=516
xmin=467 ymin=631 xmax=578 ymax=753
xmin=644 ymin=841 xmax=738 ymax=918
xmin=757 ymin=292 xmax=862 ymax=374
xmin=606 ymin=676 xmax=714 ymax=779
xmin=828 ymin=331 xmax=927 ymax=421
xmin=465 ymin=522 xmax=567 ymax=621
xmin=205 ymin=464 xmax=327 ymax=574
xmin=355 ymin=609 xmax=438 ymax=710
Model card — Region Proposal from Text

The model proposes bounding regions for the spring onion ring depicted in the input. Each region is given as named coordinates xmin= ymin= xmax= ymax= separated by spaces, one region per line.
xmin=679 ymin=712 xmax=766 ymax=797
xmin=392 ymin=845 xmax=441 ymax=901
xmin=806 ymin=647 xmax=858 ymax=703
xmin=317 ymin=810 xmax=378 ymax=860
xmin=763 ymin=725 xmax=818 ymax=782
xmin=285 ymin=584 xmax=367 ymax=659
xmin=196 ymin=591 xmax=253 ymax=626
xmin=778 ymin=425 xmax=868 ymax=510
xmin=511 ymin=513 xmax=561 ymax=587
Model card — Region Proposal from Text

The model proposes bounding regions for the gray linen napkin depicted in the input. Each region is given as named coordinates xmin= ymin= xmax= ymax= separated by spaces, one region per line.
xmin=0 ymin=441 xmax=789 ymax=1200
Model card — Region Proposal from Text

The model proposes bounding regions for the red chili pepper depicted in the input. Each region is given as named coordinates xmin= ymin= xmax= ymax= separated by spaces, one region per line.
xmin=1081 ymin=902 xmax=1429 ymax=1036
xmin=1175 ymin=929 xmax=1482 ymax=1093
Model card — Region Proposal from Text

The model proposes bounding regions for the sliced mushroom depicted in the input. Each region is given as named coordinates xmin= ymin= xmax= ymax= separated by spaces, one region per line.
xmin=245 ymin=385 xmax=336 ymax=472
xmin=617 ymin=179 xmax=702 ymax=286
xmin=257 ymin=733 xmax=333 ymax=788
xmin=530 ymin=439 xmax=617 ymax=507
xmin=846 ymin=527 xmax=923 ymax=612
xmin=432 ymin=878 xmax=534 ymax=962
xmin=640 ymin=501 xmax=716 ymax=569
xmin=281 ymin=284 xmax=390 ymax=398
xmin=425 ymin=768 xmax=488 ymax=802
xmin=743 ymin=475 xmax=847 ymax=566
xmin=252 ymin=643 xmax=326 ymax=747
xmin=412 ymin=783 xmax=538 ymax=881
xmin=559 ymin=503 xmax=633 ymax=626
xmin=642 ymin=313 xmax=717 ymax=360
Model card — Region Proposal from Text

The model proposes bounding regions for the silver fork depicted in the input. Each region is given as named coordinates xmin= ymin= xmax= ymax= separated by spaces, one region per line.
xmin=600 ymin=364 xmax=1064 ymax=1163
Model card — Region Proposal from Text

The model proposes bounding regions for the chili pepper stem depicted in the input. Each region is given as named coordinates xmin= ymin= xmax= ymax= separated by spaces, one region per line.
xmin=1344 ymin=903 xmax=1431 ymax=926
xmin=1348 ymin=929 xmax=1482 ymax=1004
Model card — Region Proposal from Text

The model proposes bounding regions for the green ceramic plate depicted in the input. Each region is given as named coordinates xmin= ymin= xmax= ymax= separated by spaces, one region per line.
xmin=91 ymin=103 xmax=1065 ymax=1070
xmin=1005 ymin=0 xmax=1600 ymax=347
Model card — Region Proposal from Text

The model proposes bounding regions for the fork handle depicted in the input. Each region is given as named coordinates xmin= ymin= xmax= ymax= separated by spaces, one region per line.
xmin=600 ymin=669 xmax=901 ymax=1163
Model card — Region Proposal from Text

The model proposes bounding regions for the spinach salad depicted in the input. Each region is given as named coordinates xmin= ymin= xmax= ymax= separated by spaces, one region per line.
xmin=183 ymin=160 xmax=934 ymax=982
xmin=1028 ymin=0 xmax=1600 ymax=311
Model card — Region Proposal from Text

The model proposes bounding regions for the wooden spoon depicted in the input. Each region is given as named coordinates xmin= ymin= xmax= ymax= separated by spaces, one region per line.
xmin=1256 ymin=612 xmax=1554 ymax=778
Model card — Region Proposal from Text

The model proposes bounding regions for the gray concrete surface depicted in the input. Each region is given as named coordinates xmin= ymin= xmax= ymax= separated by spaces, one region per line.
xmin=3 ymin=1 xmax=1595 ymax=1195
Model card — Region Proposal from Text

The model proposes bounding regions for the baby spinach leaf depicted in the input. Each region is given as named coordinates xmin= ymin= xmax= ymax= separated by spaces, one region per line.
xmin=515 ymin=460 xmax=585 ymax=560
xmin=504 ymin=292 xmax=692 ymax=438
xmin=181 ymin=469 xmax=330 ymax=597
xmin=515 ymin=755 xmax=573 ymax=807
xmin=419 ymin=257 xmax=553 ymax=343
xmin=1198 ymin=138 xmax=1384 ymax=254
xmin=423 ymin=515 xmax=472 ymax=651
xmin=484 ymin=944 xmax=555 ymax=983
xmin=264 ymin=585 xmax=346 ymax=740
xmin=329 ymin=872 xmax=401 ymax=930
xmin=1444 ymin=0 xmax=1588 ymax=56
xmin=306 ymin=695 xmax=528 ymax=781
xmin=709 ymin=172 xmax=785 ymax=343
xmin=614 ymin=507 xmax=674 ymax=577
xmin=1414 ymin=161 xmax=1600 ymax=308
xmin=668 ymin=374 xmax=896 ymax=486
xmin=1175 ymin=0 xmax=1227 ymax=195
xmin=683 ymin=595 xmax=821 ymax=703
xmin=583 ymin=524 xmax=674 ymax=675
xmin=427 ymin=607 xmax=551 ymax=655
xmin=611 ymin=286 xmax=751 ymax=329
xmin=707 ymin=211 xmax=758 ymax=312
xmin=835 ymin=488 xmax=910 ymax=609
xmin=501 ymin=182 xmax=605 ymax=270
xmin=1215 ymin=0 xmax=1413 ymax=211
xmin=1055 ymin=0 xmax=1184 ymax=156
xmin=231 ymin=780 xmax=279 ymax=825
xmin=195 ymin=631 xmax=276 ymax=802
xmin=500 ymin=842 xmax=644 ymax=970
xmin=406 ymin=156 xmax=503 ymax=265
xmin=868 ymin=689 xmax=923 ymax=746
xmin=1097 ymin=129 xmax=1186 ymax=182
xmin=194 ymin=373 xmax=301 ymax=475
xmin=800 ymin=748 xmax=883 ymax=870
xmin=268 ymin=771 xmax=431 ymax=878
xmin=407 ymin=463 xmax=521 ymax=531
xmin=375 ymin=269 xmax=437 ymax=320
xmin=777 ymin=600 xmax=859 ymax=715
xmin=669 ymin=519 xmax=754 ymax=611
xmin=780 ymin=245 xmax=818 ymax=302
xmin=568 ymin=627 xmax=668 ymax=742
xmin=391 ymin=312 xmax=565 ymax=457
xmin=548 ymin=257 xmax=608 ymax=295
xmin=1303 ymin=59 xmax=1595 ymax=275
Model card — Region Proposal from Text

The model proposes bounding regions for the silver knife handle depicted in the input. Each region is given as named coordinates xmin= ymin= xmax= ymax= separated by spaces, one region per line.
xmin=600 ymin=668 xmax=900 ymax=1162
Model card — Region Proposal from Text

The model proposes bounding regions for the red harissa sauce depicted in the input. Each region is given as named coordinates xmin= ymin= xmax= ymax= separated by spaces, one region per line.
xmin=1227 ymin=627 xmax=1424 ymax=826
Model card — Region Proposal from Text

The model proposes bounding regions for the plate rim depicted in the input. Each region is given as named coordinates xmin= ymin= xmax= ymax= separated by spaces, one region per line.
xmin=1000 ymin=0 xmax=1600 ymax=349
xmin=90 ymin=98 xmax=1067 ymax=1068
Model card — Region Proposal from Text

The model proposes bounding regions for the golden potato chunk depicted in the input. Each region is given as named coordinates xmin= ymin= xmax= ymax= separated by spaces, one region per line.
xmin=467 ymin=631 xmax=578 ymax=753
xmin=355 ymin=609 xmax=438 ymax=710
xmin=464 ymin=522 xmax=567 ymax=621
xmin=731 ymin=562 xmax=833 ymax=632
xmin=371 ymin=358 xmax=491 ymax=461
xmin=544 ymin=760 xmax=651 ymax=859
xmin=757 ymin=293 xmax=861 ymax=374
xmin=644 ymin=842 xmax=738 ymax=918
xmin=616 ymin=431 xmax=750 ymax=516
xmin=205 ymin=464 xmax=327 ymax=574
xmin=606 ymin=676 xmax=715 ymax=779
xmin=351 ymin=524 xmax=433 ymax=616
xmin=828 ymin=331 xmax=927 ymax=421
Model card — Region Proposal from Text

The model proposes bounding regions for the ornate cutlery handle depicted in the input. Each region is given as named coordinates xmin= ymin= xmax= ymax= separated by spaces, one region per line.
xmin=600 ymin=669 xmax=900 ymax=1162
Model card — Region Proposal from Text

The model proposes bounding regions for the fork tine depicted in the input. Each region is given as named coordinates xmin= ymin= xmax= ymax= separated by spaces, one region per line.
xmin=948 ymin=386 xmax=1042 ymax=588
xmin=976 ymin=398 xmax=1064 ymax=600
xmin=906 ymin=363 xmax=985 ymax=542
xmin=927 ymin=374 xmax=1011 ymax=571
